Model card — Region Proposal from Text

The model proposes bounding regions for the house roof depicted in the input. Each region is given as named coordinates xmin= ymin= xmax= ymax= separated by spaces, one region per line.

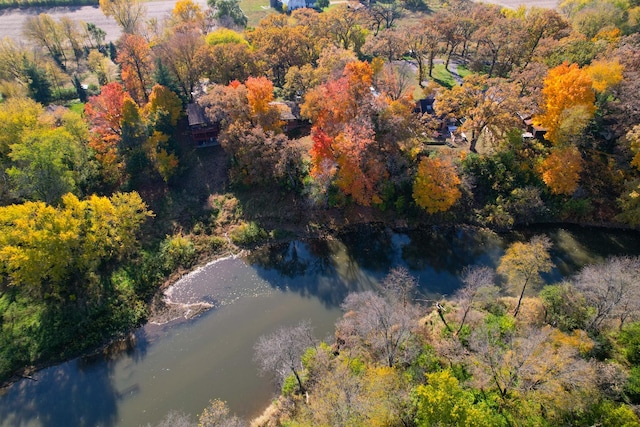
xmin=270 ymin=101 xmax=301 ymax=121
xmin=187 ymin=103 xmax=207 ymax=127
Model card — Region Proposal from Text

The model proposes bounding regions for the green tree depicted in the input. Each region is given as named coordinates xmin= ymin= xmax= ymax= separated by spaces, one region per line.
xmin=208 ymin=0 xmax=248 ymax=28
xmin=7 ymin=127 xmax=84 ymax=204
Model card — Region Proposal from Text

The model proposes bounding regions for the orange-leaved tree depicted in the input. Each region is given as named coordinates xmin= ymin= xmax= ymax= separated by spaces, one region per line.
xmin=412 ymin=155 xmax=462 ymax=214
xmin=538 ymin=146 xmax=583 ymax=195
xmin=302 ymin=61 xmax=389 ymax=206
xmin=534 ymin=62 xmax=595 ymax=145
xmin=85 ymin=82 xmax=127 ymax=183
xmin=116 ymin=33 xmax=154 ymax=104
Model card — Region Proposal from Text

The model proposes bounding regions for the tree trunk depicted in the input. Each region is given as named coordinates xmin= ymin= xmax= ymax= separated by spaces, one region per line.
xmin=513 ymin=278 xmax=529 ymax=318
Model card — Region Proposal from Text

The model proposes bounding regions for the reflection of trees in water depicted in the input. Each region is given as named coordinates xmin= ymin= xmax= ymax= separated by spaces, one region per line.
xmin=338 ymin=225 xmax=396 ymax=273
xmin=402 ymin=227 xmax=502 ymax=274
xmin=248 ymin=241 xmax=309 ymax=278
xmin=0 ymin=328 xmax=151 ymax=427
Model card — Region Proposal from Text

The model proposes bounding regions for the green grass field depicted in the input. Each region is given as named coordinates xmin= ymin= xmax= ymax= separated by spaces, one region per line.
xmin=241 ymin=0 xmax=273 ymax=27
xmin=429 ymin=63 xmax=471 ymax=88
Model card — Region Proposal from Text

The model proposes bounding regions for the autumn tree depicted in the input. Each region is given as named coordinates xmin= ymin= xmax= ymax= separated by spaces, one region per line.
xmin=534 ymin=62 xmax=596 ymax=145
xmin=337 ymin=273 xmax=421 ymax=367
xmin=497 ymin=235 xmax=553 ymax=317
xmin=468 ymin=324 xmax=596 ymax=423
xmin=538 ymin=146 xmax=584 ymax=195
xmin=116 ymin=34 xmax=154 ymax=104
xmin=435 ymin=75 xmax=521 ymax=152
xmin=413 ymin=369 xmax=501 ymax=427
xmin=302 ymin=61 xmax=391 ymax=206
xmin=254 ymin=320 xmax=317 ymax=394
xmin=145 ymin=84 xmax=183 ymax=131
xmin=454 ymin=266 xmax=496 ymax=335
xmin=573 ymin=256 xmax=640 ymax=332
xmin=169 ymin=0 xmax=207 ymax=32
xmin=99 ymin=0 xmax=147 ymax=34
xmin=156 ymin=28 xmax=205 ymax=102
xmin=0 ymin=192 xmax=152 ymax=301
xmin=0 ymin=97 xmax=43 ymax=158
xmin=413 ymin=155 xmax=462 ymax=214
xmin=402 ymin=19 xmax=441 ymax=84
xmin=84 ymin=82 xmax=127 ymax=183
xmin=23 ymin=14 xmax=67 ymax=68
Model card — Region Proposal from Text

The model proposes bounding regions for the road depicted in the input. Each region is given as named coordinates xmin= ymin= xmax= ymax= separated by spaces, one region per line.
xmin=0 ymin=0 xmax=558 ymax=44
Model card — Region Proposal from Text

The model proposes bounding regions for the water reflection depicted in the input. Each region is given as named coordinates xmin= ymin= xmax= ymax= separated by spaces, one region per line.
xmin=0 ymin=331 xmax=150 ymax=427
xmin=2 ymin=225 xmax=640 ymax=427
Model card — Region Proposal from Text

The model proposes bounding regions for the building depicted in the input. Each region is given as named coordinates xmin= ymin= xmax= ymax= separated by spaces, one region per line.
xmin=187 ymin=103 xmax=220 ymax=148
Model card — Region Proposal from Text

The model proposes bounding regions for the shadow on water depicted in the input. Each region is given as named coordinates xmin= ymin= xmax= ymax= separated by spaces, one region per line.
xmin=0 ymin=329 xmax=150 ymax=427
xmin=248 ymin=225 xmax=640 ymax=307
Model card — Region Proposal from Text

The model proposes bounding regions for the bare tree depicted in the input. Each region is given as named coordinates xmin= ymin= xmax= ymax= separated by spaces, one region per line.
xmin=199 ymin=399 xmax=247 ymax=427
xmin=455 ymin=265 xmax=495 ymax=335
xmin=573 ymin=256 xmax=640 ymax=332
xmin=253 ymin=320 xmax=317 ymax=394
xmin=338 ymin=269 xmax=422 ymax=367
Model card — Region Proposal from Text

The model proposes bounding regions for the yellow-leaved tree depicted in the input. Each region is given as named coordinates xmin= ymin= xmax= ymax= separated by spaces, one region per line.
xmin=497 ymin=235 xmax=553 ymax=317
xmin=0 ymin=192 xmax=152 ymax=301
xmin=412 ymin=156 xmax=462 ymax=214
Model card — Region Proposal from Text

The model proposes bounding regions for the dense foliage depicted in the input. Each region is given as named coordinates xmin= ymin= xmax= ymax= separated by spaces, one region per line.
xmin=1 ymin=0 xmax=640 ymax=423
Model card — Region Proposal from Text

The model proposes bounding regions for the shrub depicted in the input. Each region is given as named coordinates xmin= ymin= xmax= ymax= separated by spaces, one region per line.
xmin=230 ymin=221 xmax=267 ymax=246
xmin=160 ymin=234 xmax=197 ymax=271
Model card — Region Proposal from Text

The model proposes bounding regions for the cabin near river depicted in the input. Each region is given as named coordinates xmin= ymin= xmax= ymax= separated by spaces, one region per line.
xmin=1 ymin=0 xmax=640 ymax=425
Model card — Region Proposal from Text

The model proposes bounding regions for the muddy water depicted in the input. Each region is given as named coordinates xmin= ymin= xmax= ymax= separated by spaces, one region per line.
xmin=1 ymin=225 xmax=639 ymax=426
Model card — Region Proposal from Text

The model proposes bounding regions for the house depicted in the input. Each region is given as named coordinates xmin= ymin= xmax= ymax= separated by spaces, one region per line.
xmin=269 ymin=101 xmax=310 ymax=136
xmin=414 ymin=97 xmax=435 ymax=115
xmin=519 ymin=113 xmax=547 ymax=140
xmin=274 ymin=0 xmax=316 ymax=10
xmin=187 ymin=103 xmax=220 ymax=148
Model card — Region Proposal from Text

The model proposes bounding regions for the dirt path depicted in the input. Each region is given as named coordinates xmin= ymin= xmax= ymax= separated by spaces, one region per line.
xmin=0 ymin=0 xmax=209 ymax=43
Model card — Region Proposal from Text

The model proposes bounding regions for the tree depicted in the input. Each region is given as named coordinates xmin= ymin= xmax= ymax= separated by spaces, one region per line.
xmin=7 ymin=127 xmax=84 ymax=204
xmin=0 ymin=192 xmax=151 ymax=301
xmin=538 ymin=146 xmax=583 ymax=195
xmin=253 ymin=320 xmax=317 ymax=393
xmin=403 ymin=19 xmax=441 ymax=84
xmin=434 ymin=75 xmax=521 ymax=152
xmin=23 ymin=14 xmax=67 ymax=68
xmin=199 ymin=400 xmax=246 ymax=427
xmin=99 ymin=0 xmax=147 ymax=34
xmin=169 ymin=0 xmax=207 ymax=32
xmin=413 ymin=369 xmax=500 ymax=427
xmin=0 ymin=97 xmax=43 ymax=158
xmin=629 ymin=124 xmax=640 ymax=171
xmin=338 ymin=284 xmax=421 ymax=367
xmin=145 ymin=84 xmax=182 ymax=130
xmin=455 ymin=266 xmax=496 ymax=335
xmin=84 ymin=82 xmax=127 ymax=182
xmin=116 ymin=34 xmax=154 ymax=104
xmin=497 ymin=235 xmax=553 ymax=317
xmin=23 ymin=61 xmax=52 ymax=105
xmin=208 ymin=0 xmax=248 ymax=28
xmin=156 ymin=29 xmax=204 ymax=102
xmin=468 ymin=324 xmax=596 ymax=423
xmin=413 ymin=155 xmax=462 ymax=214
xmin=534 ymin=62 xmax=595 ymax=145
xmin=573 ymin=256 xmax=640 ymax=332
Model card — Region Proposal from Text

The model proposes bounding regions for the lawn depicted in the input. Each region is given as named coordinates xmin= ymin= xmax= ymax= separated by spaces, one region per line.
xmin=241 ymin=0 xmax=273 ymax=27
xmin=429 ymin=62 xmax=471 ymax=89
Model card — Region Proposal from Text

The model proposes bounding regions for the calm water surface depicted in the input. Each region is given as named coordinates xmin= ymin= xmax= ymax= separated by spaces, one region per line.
xmin=1 ymin=225 xmax=639 ymax=426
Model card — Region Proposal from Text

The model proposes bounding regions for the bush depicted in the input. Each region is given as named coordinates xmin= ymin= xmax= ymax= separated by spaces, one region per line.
xmin=230 ymin=221 xmax=267 ymax=246
xmin=160 ymin=234 xmax=197 ymax=271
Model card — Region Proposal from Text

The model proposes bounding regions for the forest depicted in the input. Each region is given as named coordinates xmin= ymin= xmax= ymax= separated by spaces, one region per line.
xmin=0 ymin=0 xmax=640 ymax=424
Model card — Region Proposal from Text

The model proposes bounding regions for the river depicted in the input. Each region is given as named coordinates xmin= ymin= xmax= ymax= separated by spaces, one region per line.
xmin=0 ymin=225 xmax=639 ymax=426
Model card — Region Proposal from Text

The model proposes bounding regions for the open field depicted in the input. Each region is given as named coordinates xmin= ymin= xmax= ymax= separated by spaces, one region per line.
xmin=0 ymin=0 xmax=558 ymax=43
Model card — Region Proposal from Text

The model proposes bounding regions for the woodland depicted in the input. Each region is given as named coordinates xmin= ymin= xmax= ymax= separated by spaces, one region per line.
xmin=1 ymin=0 xmax=640 ymax=424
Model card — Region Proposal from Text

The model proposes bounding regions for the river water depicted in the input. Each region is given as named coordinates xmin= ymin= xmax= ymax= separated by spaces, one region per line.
xmin=1 ymin=225 xmax=639 ymax=426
